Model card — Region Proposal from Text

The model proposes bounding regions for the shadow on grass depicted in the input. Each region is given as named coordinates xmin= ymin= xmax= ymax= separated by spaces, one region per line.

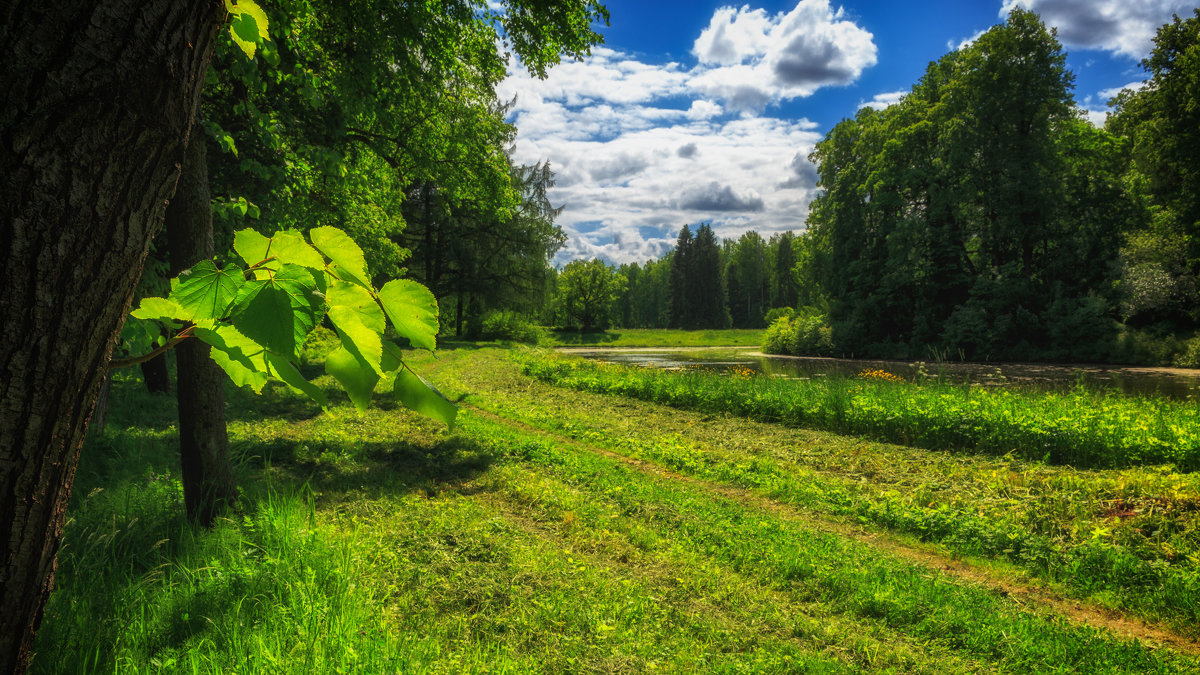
xmin=37 ymin=422 xmax=494 ymax=674
xmin=237 ymin=431 xmax=494 ymax=503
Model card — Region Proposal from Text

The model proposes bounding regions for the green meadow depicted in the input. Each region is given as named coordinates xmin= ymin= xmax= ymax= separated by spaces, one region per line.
xmin=31 ymin=341 xmax=1200 ymax=673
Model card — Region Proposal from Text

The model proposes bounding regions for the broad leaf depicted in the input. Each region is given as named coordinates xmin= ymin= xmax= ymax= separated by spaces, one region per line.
xmin=310 ymin=226 xmax=371 ymax=288
xmin=230 ymin=265 xmax=323 ymax=357
xmin=266 ymin=353 xmax=328 ymax=407
xmin=234 ymin=229 xmax=272 ymax=267
xmin=131 ymin=297 xmax=186 ymax=323
xmin=328 ymin=283 xmax=386 ymax=375
xmin=378 ymin=279 xmax=439 ymax=351
xmin=229 ymin=0 xmax=269 ymax=59
xmin=169 ymin=261 xmax=244 ymax=320
xmin=194 ymin=324 xmax=269 ymax=392
xmin=394 ymin=367 xmax=457 ymax=429
xmin=270 ymin=230 xmax=326 ymax=270
xmin=325 ymin=347 xmax=380 ymax=411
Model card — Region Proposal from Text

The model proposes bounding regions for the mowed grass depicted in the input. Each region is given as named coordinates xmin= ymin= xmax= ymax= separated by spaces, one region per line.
xmin=546 ymin=327 xmax=765 ymax=348
xmin=31 ymin=347 xmax=1200 ymax=673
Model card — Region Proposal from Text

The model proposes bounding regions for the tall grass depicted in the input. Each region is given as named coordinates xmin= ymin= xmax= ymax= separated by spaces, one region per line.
xmin=520 ymin=353 xmax=1200 ymax=470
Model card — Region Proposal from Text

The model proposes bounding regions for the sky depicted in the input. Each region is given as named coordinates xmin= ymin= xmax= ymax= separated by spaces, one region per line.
xmin=496 ymin=0 xmax=1199 ymax=267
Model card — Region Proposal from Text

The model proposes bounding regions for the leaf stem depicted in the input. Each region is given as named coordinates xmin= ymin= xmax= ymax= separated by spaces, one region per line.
xmin=109 ymin=326 xmax=196 ymax=370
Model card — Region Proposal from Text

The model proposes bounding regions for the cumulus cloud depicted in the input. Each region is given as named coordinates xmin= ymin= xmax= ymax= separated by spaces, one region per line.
xmin=690 ymin=0 xmax=877 ymax=110
xmin=779 ymin=153 xmax=821 ymax=189
xmin=677 ymin=182 xmax=766 ymax=212
xmin=498 ymin=1 xmax=864 ymax=265
xmin=1001 ymin=0 xmax=1197 ymax=59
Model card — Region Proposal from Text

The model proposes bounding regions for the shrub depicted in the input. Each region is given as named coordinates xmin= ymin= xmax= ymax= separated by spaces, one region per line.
xmin=763 ymin=307 xmax=795 ymax=326
xmin=480 ymin=311 xmax=547 ymax=345
xmin=762 ymin=311 xmax=832 ymax=356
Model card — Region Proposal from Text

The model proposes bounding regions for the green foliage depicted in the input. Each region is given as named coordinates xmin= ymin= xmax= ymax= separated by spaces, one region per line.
xmin=762 ymin=310 xmax=833 ymax=356
xmin=226 ymin=0 xmax=271 ymax=59
xmin=480 ymin=310 xmax=546 ymax=344
xmin=1109 ymin=9 xmax=1200 ymax=327
xmin=551 ymin=258 xmax=626 ymax=331
xmin=130 ymin=227 xmax=455 ymax=427
xmin=805 ymin=9 xmax=1134 ymax=361
xmin=762 ymin=306 xmax=794 ymax=326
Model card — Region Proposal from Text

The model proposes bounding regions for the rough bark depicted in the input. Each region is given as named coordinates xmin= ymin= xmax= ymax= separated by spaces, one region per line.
xmin=166 ymin=137 xmax=236 ymax=526
xmin=0 ymin=3 xmax=222 ymax=673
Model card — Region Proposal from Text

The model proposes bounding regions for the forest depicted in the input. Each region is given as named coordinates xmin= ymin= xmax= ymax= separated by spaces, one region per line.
xmin=3 ymin=3 xmax=1200 ymax=675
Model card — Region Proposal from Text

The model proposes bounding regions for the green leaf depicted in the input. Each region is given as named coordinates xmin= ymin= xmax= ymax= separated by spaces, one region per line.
xmin=394 ymin=367 xmax=457 ymax=429
xmin=168 ymin=261 xmax=244 ymax=321
xmin=328 ymin=284 xmax=386 ymax=375
xmin=266 ymin=353 xmax=328 ymax=407
xmin=325 ymin=347 xmax=380 ymax=411
xmin=270 ymin=230 xmax=326 ymax=270
xmin=230 ymin=265 xmax=323 ymax=357
xmin=130 ymin=297 xmax=186 ymax=322
xmin=234 ymin=229 xmax=272 ymax=267
xmin=378 ymin=279 xmax=439 ymax=351
xmin=229 ymin=0 xmax=269 ymax=59
xmin=310 ymin=226 xmax=371 ymax=288
xmin=194 ymin=324 xmax=269 ymax=392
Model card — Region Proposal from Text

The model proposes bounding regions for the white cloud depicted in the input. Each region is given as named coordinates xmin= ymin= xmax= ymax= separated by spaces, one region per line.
xmin=860 ymin=90 xmax=907 ymax=110
xmin=1098 ymin=80 xmax=1148 ymax=101
xmin=949 ymin=28 xmax=988 ymax=51
xmin=1001 ymin=0 xmax=1196 ymax=59
xmin=498 ymin=1 xmax=867 ymax=265
xmin=690 ymin=0 xmax=878 ymax=111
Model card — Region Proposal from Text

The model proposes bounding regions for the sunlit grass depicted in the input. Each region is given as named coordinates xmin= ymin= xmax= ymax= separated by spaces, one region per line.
xmin=30 ymin=348 xmax=1200 ymax=673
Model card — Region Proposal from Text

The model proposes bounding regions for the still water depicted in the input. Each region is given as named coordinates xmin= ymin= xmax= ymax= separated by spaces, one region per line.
xmin=568 ymin=348 xmax=1200 ymax=400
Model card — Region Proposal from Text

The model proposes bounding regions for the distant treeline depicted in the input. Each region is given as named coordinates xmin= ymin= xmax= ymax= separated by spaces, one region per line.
xmin=551 ymin=9 xmax=1200 ymax=367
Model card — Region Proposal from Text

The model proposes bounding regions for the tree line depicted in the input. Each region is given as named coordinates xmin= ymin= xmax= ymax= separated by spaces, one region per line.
xmin=548 ymin=224 xmax=802 ymax=331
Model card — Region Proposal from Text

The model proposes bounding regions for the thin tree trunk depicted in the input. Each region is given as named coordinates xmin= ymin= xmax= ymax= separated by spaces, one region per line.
xmin=166 ymin=136 xmax=236 ymax=527
xmin=140 ymin=352 xmax=172 ymax=394
xmin=0 ymin=4 xmax=221 ymax=673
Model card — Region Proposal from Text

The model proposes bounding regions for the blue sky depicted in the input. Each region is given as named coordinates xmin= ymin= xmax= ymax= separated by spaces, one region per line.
xmin=498 ymin=0 xmax=1197 ymax=266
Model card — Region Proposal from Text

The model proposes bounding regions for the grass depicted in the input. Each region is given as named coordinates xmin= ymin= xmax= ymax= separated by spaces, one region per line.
xmin=29 ymin=347 xmax=1200 ymax=673
xmin=545 ymin=327 xmax=765 ymax=348
xmin=520 ymin=352 xmax=1200 ymax=470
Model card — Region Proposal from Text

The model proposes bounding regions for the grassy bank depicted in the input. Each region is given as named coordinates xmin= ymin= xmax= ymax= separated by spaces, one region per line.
xmin=546 ymin=327 xmax=764 ymax=348
xmin=521 ymin=353 xmax=1200 ymax=470
xmin=30 ymin=347 xmax=1200 ymax=672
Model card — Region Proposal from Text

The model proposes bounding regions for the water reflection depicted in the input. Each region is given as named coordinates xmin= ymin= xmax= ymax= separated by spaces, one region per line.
xmin=571 ymin=349 xmax=1200 ymax=400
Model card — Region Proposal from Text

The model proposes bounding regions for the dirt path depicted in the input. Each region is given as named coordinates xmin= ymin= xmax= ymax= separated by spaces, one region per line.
xmin=466 ymin=403 xmax=1200 ymax=657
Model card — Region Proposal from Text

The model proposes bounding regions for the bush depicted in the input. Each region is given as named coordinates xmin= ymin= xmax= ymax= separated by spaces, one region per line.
xmin=762 ymin=311 xmax=832 ymax=356
xmin=480 ymin=311 xmax=547 ymax=345
xmin=763 ymin=307 xmax=795 ymax=326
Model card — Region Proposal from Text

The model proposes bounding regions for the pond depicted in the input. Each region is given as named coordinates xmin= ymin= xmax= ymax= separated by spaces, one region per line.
xmin=565 ymin=347 xmax=1200 ymax=400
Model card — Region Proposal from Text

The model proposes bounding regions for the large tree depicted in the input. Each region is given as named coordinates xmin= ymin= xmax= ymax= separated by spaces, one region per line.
xmin=0 ymin=5 xmax=225 ymax=672
xmin=806 ymin=8 xmax=1131 ymax=360
xmin=0 ymin=2 xmax=608 ymax=672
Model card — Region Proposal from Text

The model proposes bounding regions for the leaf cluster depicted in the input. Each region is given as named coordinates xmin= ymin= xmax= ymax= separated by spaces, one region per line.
xmin=127 ymin=226 xmax=455 ymax=427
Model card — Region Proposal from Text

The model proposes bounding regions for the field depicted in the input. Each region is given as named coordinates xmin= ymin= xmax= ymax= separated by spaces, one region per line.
xmin=31 ymin=342 xmax=1200 ymax=673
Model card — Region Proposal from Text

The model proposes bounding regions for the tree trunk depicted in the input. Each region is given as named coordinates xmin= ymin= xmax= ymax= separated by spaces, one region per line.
xmin=0 ymin=4 xmax=221 ymax=673
xmin=140 ymin=352 xmax=172 ymax=394
xmin=166 ymin=136 xmax=236 ymax=527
